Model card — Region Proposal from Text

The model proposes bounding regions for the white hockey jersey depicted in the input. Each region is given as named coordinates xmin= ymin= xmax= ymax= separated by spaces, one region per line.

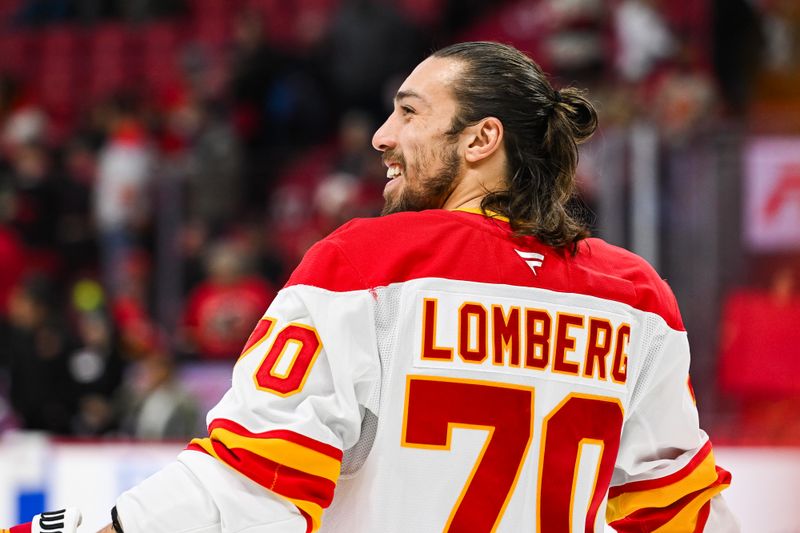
xmin=117 ymin=209 xmax=738 ymax=532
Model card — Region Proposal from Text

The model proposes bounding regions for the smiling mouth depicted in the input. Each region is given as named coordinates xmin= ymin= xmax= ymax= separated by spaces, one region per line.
xmin=386 ymin=164 xmax=403 ymax=180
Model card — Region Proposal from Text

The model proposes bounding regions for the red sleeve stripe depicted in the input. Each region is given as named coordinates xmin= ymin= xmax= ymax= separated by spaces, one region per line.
xmin=694 ymin=500 xmax=711 ymax=533
xmin=207 ymin=418 xmax=343 ymax=461
xmin=608 ymin=466 xmax=731 ymax=532
xmin=608 ymin=440 xmax=712 ymax=498
xmin=185 ymin=447 xmax=314 ymax=533
xmin=208 ymin=439 xmax=336 ymax=506
xmin=609 ymin=488 xmax=701 ymax=531
xmin=188 ymin=437 xmax=332 ymax=531
xmin=298 ymin=508 xmax=313 ymax=533
xmin=8 ymin=526 xmax=31 ymax=533
xmin=186 ymin=440 xmax=335 ymax=505
xmin=606 ymin=443 xmax=732 ymax=526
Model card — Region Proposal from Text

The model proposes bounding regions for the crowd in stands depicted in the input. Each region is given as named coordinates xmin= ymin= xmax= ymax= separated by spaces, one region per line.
xmin=0 ymin=0 xmax=796 ymax=441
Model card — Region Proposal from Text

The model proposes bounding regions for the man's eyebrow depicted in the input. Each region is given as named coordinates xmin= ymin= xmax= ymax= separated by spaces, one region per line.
xmin=395 ymin=90 xmax=428 ymax=105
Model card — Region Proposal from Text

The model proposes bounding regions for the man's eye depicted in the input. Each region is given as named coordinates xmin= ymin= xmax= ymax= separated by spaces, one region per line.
xmin=401 ymin=106 xmax=415 ymax=115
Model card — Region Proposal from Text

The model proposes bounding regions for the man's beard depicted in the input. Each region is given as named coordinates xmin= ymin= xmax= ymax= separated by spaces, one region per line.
xmin=381 ymin=142 xmax=461 ymax=216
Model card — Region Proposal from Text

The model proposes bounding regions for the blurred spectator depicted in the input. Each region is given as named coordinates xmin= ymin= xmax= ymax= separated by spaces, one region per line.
xmin=0 ymin=76 xmax=48 ymax=153
xmin=109 ymin=249 xmax=161 ymax=360
xmin=649 ymin=42 xmax=719 ymax=144
xmin=613 ymin=0 xmax=675 ymax=82
xmin=328 ymin=109 xmax=385 ymax=221
xmin=181 ymin=239 xmax=275 ymax=360
xmin=543 ymin=0 xmax=607 ymax=80
xmin=313 ymin=172 xmax=362 ymax=229
xmin=0 ymin=275 xmax=73 ymax=433
xmin=712 ymin=0 xmax=766 ymax=112
xmin=179 ymin=218 xmax=212 ymax=294
xmin=55 ymin=138 xmax=100 ymax=278
xmin=759 ymin=0 xmax=798 ymax=73
xmin=752 ymin=0 xmax=800 ymax=112
xmin=93 ymin=96 xmax=154 ymax=298
xmin=118 ymin=351 xmax=199 ymax=439
xmin=227 ymin=7 xmax=332 ymax=214
xmin=0 ymin=143 xmax=58 ymax=274
xmin=229 ymin=9 xmax=284 ymax=147
xmin=67 ymin=303 xmax=125 ymax=436
xmin=170 ymin=95 xmax=243 ymax=237
xmin=333 ymin=109 xmax=378 ymax=178
xmin=323 ymin=0 xmax=423 ymax=117
xmin=235 ymin=221 xmax=287 ymax=290
xmin=228 ymin=8 xmax=288 ymax=211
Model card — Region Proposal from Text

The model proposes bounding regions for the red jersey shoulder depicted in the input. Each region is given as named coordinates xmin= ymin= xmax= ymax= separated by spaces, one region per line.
xmin=575 ymin=239 xmax=684 ymax=331
xmin=285 ymin=212 xmax=684 ymax=331
xmin=285 ymin=210 xmax=477 ymax=291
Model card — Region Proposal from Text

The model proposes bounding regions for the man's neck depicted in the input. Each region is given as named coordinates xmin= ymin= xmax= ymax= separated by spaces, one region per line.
xmin=444 ymin=196 xmax=485 ymax=210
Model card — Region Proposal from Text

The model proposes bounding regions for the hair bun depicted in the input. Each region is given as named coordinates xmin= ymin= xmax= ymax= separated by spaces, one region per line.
xmin=555 ymin=88 xmax=598 ymax=144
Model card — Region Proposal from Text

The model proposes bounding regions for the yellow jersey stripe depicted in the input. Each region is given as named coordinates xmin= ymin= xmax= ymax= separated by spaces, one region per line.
xmin=190 ymin=438 xmax=325 ymax=531
xmin=192 ymin=437 xmax=220 ymax=460
xmin=606 ymin=451 xmax=718 ymax=521
xmin=452 ymin=207 xmax=510 ymax=222
xmin=653 ymin=481 xmax=729 ymax=533
xmin=284 ymin=495 xmax=324 ymax=532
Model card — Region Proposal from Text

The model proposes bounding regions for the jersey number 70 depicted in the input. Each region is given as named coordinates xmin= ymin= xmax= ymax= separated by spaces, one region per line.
xmin=401 ymin=376 xmax=623 ymax=532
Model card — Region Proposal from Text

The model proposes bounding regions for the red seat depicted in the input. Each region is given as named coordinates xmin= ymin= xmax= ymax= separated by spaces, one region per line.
xmin=190 ymin=0 xmax=237 ymax=19
xmin=192 ymin=17 xmax=231 ymax=48
xmin=38 ymin=27 xmax=83 ymax=83
xmin=40 ymin=26 xmax=83 ymax=57
xmin=0 ymin=30 xmax=40 ymax=76
xmin=139 ymin=20 xmax=184 ymax=52
xmin=88 ymin=23 xmax=132 ymax=55
xmin=85 ymin=24 xmax=137 ymax=97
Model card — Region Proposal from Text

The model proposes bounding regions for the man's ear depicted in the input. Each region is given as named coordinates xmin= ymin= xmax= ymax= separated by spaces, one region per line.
xmin=463 ymin=117 xmax=503 ymax=163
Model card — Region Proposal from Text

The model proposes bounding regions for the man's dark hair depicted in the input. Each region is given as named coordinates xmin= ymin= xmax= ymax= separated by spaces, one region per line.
xmin=432 ymin=41 xmax=598 ymax=252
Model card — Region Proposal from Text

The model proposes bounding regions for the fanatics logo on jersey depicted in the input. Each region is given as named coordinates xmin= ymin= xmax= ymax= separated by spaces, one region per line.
xmin=514 ymin=250 xmax=545 ymax=275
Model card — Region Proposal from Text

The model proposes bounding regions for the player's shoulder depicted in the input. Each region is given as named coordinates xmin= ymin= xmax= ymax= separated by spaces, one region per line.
xmin=576 ymin=238 xmax=684 ymax=331
xmin=327 ymin=210 xmax=457 ymax=241
xmin=577 ymin=238 xmax=658 ymax=279
xmin=285 ymin=211 xmax=452 ymax=292
xmin=324 ymin=210 xmax=472 ymax=267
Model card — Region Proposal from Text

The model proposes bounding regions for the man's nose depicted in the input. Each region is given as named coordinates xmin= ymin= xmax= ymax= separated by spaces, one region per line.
xmin=372 ymin=116 xmax=396 ymax=152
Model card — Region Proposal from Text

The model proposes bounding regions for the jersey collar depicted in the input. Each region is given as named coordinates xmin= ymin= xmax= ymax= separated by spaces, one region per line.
xmin=452 ymin=207 xmax=510 ymax=222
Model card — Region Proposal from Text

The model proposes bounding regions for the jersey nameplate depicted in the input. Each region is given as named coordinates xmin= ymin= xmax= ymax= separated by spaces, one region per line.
xmin=412 ymin=291 xmax=632 ymax=390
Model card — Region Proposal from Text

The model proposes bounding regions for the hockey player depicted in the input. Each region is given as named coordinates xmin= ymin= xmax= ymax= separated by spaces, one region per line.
xmin=7 ymin=41 xmax=739 ymax=532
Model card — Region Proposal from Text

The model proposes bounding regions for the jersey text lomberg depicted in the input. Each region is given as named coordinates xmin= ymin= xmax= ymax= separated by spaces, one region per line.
xmin=420 ymin=298 xmax=630 ymax=384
